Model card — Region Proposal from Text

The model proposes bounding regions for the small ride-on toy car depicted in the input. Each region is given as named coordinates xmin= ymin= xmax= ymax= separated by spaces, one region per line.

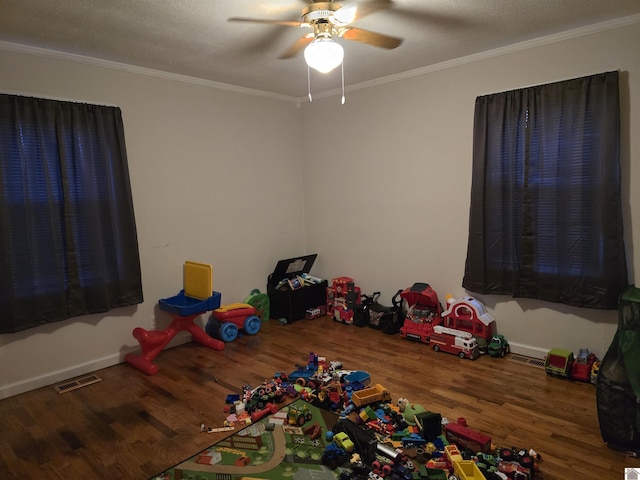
xmin=205 ymin=302 xmax=262 ymax=342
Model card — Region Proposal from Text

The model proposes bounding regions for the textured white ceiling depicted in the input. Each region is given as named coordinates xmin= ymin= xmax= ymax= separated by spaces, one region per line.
xmin=1 ymin=0 xmax=639 ymax=99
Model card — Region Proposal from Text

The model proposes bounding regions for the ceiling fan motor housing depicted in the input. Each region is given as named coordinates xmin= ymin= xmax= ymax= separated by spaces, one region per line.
xmin=302 ymin=2 xmax=341 ymax=23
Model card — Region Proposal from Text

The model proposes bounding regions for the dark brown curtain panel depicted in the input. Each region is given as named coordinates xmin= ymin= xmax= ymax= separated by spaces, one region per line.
xmin=463 ymin=71 xmax=628 ymax=309
xmin=0 ymin=94 xmax=143 ymax=333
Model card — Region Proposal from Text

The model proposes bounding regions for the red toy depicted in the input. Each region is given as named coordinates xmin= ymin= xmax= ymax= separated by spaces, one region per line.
xmin=126 ymin=290 xmax=224 ymax=375
xmin=126 ymin=261 xmax=225 ymax=375
xmin=399 ymin=283 xmax=443 ymax=343
xmin=205 ymin=302 xmax=262 ymax=343
xmin=126 ymin=310 xmax=225 ymax=376
xmin=571 ymin=348 xmax=597 ymax=382
xmin=430 ymin=327 xmax=480 ymax=360
xmin=326 ymin=277 xmax=362 ymax=325
xmin=440 ymin=296 xmax=497 ymax=348
xmin=444 ymin=418 xmax=492 ymax=454
xmin=250 ymin=402 xmax=280 ymax=422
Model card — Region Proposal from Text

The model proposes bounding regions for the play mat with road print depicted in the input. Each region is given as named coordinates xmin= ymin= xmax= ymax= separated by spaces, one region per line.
xmin=153 ymin=399 xmax=340 ymax=480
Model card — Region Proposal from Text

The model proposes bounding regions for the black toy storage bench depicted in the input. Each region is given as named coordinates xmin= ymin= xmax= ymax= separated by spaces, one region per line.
xmin=267 ymin=254 xmax=327 ymax=323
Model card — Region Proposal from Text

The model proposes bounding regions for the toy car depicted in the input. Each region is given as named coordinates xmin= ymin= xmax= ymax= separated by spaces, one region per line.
xmin=488 ymin=335 xmax=510 ymax=358
xmin=334 ymin=432 xmax=354 ymax=452
xmin=205 ymin=302 xmax=261 ymax=342
xmin=399 ymin=283 xmax=443 ymax=343
xmin=498 ymin=447 xmax=536 ymax=479
xmin=287 ymin=404 xmax=312 ymax=426
xmin=571 ymin=348 xmax=597 ymax=382
xmin=545 ymin=347 xmax=574 ymax=378
xmin=431 ymin=331 xmax=480 ymax=360
xmin=305 ymin=305 xmax=326 ymax=319
xmin=322 ymin=443 xmax=348 ymax=470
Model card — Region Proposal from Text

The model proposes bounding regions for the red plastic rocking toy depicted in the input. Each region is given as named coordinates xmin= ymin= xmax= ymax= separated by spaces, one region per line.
xmin=125 ymin=261 xmax=224 ymax=375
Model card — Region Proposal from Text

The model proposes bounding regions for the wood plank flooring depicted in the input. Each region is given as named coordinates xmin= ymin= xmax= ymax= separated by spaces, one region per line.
xmin=1 ymin=316 xmax=638 ymax=479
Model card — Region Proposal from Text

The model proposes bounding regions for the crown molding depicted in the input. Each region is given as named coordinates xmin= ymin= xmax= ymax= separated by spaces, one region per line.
xmin=0 ymin=40 xmax=298 ymax=103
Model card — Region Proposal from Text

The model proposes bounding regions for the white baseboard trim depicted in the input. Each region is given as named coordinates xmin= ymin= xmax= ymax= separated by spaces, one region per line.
xmin=2 ymin=336 xmax=549 ymax=400
xmin=0 ymin=332 xmax=192 ymax=400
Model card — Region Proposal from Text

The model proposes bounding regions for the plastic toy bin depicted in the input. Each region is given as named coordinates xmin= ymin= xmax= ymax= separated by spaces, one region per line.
xmin=267 ymin=254 xmax=327 ymax=323
xmin=159 ymin=290 xmax=222 ymax=316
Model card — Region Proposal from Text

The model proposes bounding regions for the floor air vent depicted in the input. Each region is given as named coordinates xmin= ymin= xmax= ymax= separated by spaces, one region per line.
xmin=54 ymin=374 xmax=102 ymax=393
xmin=506 ymin=353 xmax=545 ymax=369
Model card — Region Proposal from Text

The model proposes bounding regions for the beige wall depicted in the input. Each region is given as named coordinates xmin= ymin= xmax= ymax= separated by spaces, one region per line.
xmin=301 ymin=20 xmax=640 ymax=360
xmin=1 ymin=17 xmax=639 ymax=398
xmin=0 ymin=50 xmax=305 ymax=399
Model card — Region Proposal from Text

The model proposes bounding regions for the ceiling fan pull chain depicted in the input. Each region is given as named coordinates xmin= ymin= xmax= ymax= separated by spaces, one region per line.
xmin=307 ymin=65 xmax=313 ymax=103
xmin=341 ymin=62 xmax=346 ymax=105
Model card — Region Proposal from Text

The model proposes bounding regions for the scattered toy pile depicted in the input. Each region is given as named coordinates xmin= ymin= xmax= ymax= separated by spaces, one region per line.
xmin=206 ymin=351 xmax=541 ymax=480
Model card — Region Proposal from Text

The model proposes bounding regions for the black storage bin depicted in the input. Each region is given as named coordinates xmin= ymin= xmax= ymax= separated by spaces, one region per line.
xmin=267 ymin=254 xmax=328 ymax=323
xmin=597 ymin=285 xmax=640 ymax=454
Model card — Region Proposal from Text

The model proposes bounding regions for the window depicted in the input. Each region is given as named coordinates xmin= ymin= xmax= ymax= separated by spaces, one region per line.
xmin=462 ymin=71 xmax=627 ymax=309
xmin=0 ymin=94 xmax=143 ymax=333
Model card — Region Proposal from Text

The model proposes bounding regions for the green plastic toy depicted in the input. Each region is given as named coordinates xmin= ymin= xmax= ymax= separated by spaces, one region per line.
xmin=244 ymin=288 xmax=270 ymax=322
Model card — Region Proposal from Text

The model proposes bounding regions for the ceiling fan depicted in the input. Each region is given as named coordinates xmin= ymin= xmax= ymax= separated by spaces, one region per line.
xmin=228 ymin=0 xmax=404 ymax=73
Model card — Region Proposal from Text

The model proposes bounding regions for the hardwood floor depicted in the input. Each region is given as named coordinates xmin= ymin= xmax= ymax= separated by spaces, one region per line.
xmin=1 ymin=316 xmax=638 ymax=479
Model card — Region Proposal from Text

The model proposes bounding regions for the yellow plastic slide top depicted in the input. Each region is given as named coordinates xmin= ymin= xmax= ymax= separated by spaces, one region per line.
xmin=183 ymin=261 xmax=212 ymax=300
xmin=215 ymin=302 xmax=252 ymax=313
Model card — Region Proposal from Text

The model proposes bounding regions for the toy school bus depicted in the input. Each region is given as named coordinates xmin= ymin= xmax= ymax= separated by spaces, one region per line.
xmin=545 ymin=347 xmax=574 ymax=378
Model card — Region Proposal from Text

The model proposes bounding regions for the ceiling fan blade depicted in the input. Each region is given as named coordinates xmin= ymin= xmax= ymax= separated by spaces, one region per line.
xmin=279 ymin=34 xmax=314 ymax=59
xmin=227 ymin=17 xmax=305 ymax=28
xmin=332 ymin=3 xmax=358 ymax=25
xmin=340 ymin=26 xmax=403 ymax=49
xmin=351 ymin=0 xmax=394 ymax=21
xmin=331 ymin=0 xmax=393 ymax=25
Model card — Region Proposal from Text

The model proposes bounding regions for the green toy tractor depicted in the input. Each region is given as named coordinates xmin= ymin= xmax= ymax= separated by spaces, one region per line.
xmin=488 ymin=334 xmax=510 ymax=358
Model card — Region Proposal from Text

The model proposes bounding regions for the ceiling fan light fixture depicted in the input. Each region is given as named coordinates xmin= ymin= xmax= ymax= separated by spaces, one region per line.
xmin=304 ymin=36 xmax=344 ymax=73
